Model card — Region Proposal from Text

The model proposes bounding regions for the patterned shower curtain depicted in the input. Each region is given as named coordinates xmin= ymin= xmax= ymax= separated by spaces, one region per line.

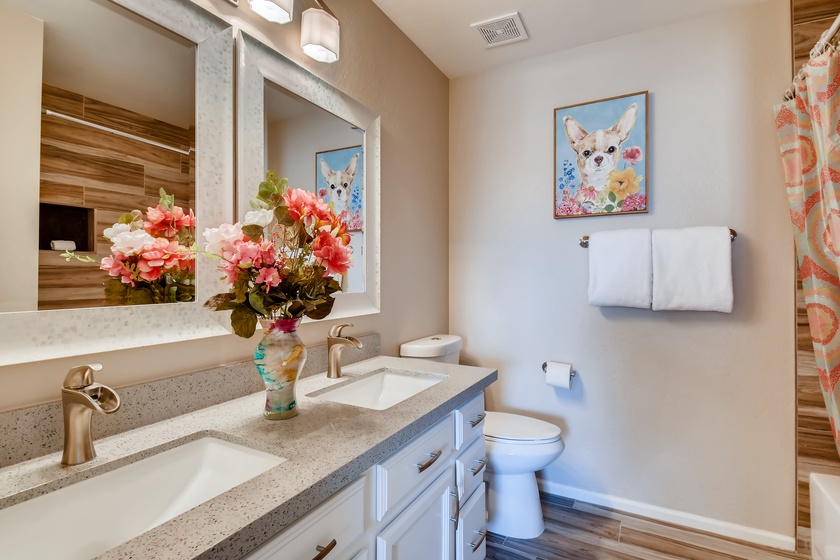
xmin=775 ymin=48 xmax=840 ymax=458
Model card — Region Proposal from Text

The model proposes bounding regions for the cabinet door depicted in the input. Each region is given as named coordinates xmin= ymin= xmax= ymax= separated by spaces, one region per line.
xmin=376 ymin=470 xmax=455 ymax=560
xmin=457 ymin=483 xmax=487 ymax=560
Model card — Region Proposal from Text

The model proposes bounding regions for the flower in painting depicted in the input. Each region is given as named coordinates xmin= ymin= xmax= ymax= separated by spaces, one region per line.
xmin=621 ymin=193 xmax=647 ymax=212
xmin=319 ymin=188 xmax=328 ymax=199
xmin=606 ymin=168 xmax=642 ymax=201
xmin=622 ymin=146 xmax=644 ymax=166
xmin=577 ymin=185 xmax=598 ymax=201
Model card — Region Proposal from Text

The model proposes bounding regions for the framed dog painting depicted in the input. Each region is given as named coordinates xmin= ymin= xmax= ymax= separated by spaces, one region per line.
xmin=316 ymin=145 xmax=364 ymax=231
xmin=554 ymin=91 xmax=648 ymax=219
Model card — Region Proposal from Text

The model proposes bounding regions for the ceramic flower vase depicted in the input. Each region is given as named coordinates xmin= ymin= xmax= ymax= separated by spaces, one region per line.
xmin=254 ymin=318 xmax=307 ymax=420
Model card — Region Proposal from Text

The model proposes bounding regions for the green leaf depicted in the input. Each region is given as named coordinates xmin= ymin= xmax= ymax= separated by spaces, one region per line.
xmin=231 ymin=306 xmax=258 ymax=338
xmin=128 ymin=287 xmax=155 ymax=305
xmin=605 ymin=205 xmax=615 ymax=212
xmin=104 ymin=279 xmax=129 ymax=305
xmin=275 ymin=207 xmax=295 ymax=227
xmin=242 ymin=224 xmax=264 ymax=242
xmin=248 ymin=291 xmax=270 ymax=317
xmin=306 ymin=297 xmax=335 ymax=320
xmin=204 ymin=293 xmax=237 ymax=311
xmin=117 ymin=212 xmax=135 ymax=225
xmin=266 ymin=170 xmax=280 ymax=186
xmin=617 ymin=199 xmax=624 ymax=208
xmin=608 ymin=191 xmax=617 ymax=203
xmin=233 ymin=273 xmax=250 ymax=303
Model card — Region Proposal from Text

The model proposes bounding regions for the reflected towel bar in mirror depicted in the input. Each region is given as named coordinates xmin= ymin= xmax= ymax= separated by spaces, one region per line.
xmin=578 ymin=228 xmax=737 ymax=248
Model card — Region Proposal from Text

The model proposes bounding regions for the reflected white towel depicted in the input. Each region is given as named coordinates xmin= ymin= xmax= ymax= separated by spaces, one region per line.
xmin=651 ymin=227 xmax=733 ymax=313
xmin=588 ymin=228 xmax=652 ymax=309
xmin=50 ymin=240 xmax=76 ymax=251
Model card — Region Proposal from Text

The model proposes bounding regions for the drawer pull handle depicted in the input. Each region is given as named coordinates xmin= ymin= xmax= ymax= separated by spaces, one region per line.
xmin=469 ymin=413 xmax=486 ymax=428
xmin=470 ymin=458 xmax=487 ymax=477
xmin=312 ymin=539 xmax=337 ymax=560
xmin=449 ymin=490 xmax=460 ymax=531
xmin=416 ymin=449 xmax=442 ymax=473
xmin=470 ymin=530 xmax=487 ymax=552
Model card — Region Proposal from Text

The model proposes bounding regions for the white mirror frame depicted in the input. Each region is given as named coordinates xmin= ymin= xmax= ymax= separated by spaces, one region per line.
xmin=0 ymin=0 xmax=235 ymax=366
xmin=237 ymin=31 xmax=380 ymax=320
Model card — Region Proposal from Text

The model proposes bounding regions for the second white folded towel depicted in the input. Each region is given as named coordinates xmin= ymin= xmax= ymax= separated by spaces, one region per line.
xmin=588 ymin=228 xmax=652 ymax=309
xmin=651 ymin=226 xmax=733 ymax=313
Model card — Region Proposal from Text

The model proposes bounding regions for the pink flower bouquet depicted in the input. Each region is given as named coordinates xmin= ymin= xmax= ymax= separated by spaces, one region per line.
xmin=203 ymin=171 xmax=353 ymax=338
xmin=64 ymin=189 xmax=196 ymax=305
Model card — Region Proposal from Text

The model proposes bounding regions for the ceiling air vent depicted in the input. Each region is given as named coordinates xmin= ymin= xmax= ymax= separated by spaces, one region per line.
xmin=471 ymin=12 xmax=528 ymax=48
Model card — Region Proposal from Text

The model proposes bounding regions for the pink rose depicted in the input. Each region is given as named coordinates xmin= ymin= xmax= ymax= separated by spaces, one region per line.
xmin=622 ymin=146 xmax=643 ymax=166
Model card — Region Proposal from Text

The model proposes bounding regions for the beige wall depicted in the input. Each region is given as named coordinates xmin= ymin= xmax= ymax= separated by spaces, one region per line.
xmin=0 ymin=6 xmax=42 ymax=313
xmin=450 ymin=0 xmax=796 ymax=542
xmin=0 ymin=0 xmax=449 ymax=411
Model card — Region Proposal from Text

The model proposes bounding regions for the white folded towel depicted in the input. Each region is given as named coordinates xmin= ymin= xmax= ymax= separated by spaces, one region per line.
xmin=50 ymin=240 xmax=76 ymax=251
xmin=588 ymin=228 xmax=652 ymax=309
xmin=651 ymin=227 xmax=733 ymax=313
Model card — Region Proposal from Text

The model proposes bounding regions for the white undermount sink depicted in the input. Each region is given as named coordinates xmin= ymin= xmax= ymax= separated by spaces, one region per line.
xmin=0 ymin=436 xmax=285 ymax=559
xmin=313 ymin=369 xmax=444 ymax=411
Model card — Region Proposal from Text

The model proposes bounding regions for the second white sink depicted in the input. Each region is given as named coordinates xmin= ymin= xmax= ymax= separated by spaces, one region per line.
xmin=0 ymin=436 xmax=284 ymax=559
xmin=313 ymin=369 xmax=444 ymax=410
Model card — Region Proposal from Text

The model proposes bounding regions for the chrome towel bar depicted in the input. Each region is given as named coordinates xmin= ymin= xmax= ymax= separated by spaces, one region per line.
xmin=579 ymin=228 xmax=737 ymax=248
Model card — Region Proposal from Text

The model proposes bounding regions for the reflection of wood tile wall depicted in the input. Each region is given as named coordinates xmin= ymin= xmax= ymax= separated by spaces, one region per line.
xmin=37 ymin=84 xmax=195 ymax=310
xmin=791 ymin=0 xmax=840 ymax=553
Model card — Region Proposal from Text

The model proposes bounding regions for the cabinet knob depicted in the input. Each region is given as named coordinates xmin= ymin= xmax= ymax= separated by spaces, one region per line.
xmin=312 ymin=539 xmax=337 ymax=560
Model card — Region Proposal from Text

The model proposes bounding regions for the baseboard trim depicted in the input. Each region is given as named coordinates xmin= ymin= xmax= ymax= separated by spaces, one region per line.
xmin=537 ymin=479 xmax=796 ymax=552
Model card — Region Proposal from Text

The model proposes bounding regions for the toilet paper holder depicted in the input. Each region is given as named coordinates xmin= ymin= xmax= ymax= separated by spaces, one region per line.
xmin=542 ymin=362 xmax=576 ymax=378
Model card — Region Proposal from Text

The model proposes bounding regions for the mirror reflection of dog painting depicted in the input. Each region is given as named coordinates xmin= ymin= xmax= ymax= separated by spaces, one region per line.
xmin=316 ymin=145 xmax=364 ymax=231
xmin=554 ymin=91 xmax=648 ymax=218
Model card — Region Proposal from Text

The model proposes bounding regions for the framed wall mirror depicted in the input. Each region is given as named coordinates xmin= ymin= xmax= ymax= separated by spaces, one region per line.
xmin=0 ymin=0 xmax=234 ymax=365
xmin=237 ymin=31 xmax=380 ymax=319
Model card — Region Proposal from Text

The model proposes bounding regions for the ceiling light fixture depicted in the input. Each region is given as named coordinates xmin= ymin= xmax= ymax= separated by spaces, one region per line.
xmin=301 ymin=0 xmax=340 ymax=63
xmin=249 ymin=0 xmax=294 ymax=24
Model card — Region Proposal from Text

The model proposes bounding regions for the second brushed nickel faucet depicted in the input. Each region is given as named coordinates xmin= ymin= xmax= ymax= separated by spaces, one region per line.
xmin=61 ymin=363 xmax=121 ymax=466
xmin=327 ymin=324 xmax=363 ymax=379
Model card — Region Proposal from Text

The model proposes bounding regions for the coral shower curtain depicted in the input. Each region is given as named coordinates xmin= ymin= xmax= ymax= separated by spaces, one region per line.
xmin=776 ymin=48 xmax=840 ymax=457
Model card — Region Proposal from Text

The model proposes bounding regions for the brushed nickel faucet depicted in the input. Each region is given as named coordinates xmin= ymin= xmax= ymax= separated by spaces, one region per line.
xmin=327 ymin=324 xmax=363 ymax=379
xmin=61 ymin=363 xmax=121 ymax=466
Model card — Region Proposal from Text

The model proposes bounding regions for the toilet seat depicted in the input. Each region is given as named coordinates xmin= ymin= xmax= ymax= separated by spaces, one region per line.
xmin=484 ymin=411 xmax=562 ymax=445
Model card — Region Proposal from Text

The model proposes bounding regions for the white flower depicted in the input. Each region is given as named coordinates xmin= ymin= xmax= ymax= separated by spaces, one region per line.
xmin=103 ymin=223 xmax=131 ymax=242
xmin=203 ymin=223 xmax=243 ymax=255
xmin=243 ymin=209 xmax=274 ymax=228
xmin=111 ymin=230 xmax=155 ymax=256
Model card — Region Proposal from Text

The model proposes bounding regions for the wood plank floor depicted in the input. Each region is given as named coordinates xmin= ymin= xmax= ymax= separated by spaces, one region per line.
xmin=486 ymin=494 xmax=811 ymax=560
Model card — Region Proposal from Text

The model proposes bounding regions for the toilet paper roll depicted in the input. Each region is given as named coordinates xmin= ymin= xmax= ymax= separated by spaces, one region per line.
xmin=544 ymin=361 xmax=574 ymax=390
xmin=50 ymin=240 xmax=76 ymax=251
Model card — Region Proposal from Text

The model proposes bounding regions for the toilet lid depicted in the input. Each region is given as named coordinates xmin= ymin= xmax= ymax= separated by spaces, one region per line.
xmin=483 ymin=411 xmax=562 ymax=443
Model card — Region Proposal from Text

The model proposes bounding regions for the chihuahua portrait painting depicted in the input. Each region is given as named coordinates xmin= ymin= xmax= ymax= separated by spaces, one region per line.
xmin=316 ymin=145 xmax=364 ymax=231
xmin=554 ymin=91 xmax=648 ymax=218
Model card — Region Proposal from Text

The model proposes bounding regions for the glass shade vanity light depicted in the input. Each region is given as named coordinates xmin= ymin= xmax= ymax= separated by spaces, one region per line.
xmin=249 ymin=0 xmax=293 ymax=24
xmin=301 ymin=5 xmax=340 ymax=63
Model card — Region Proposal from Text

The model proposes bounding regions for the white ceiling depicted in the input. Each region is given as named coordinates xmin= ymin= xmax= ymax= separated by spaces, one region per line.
xmin=369 ymin=0 xmax=768 ymax=78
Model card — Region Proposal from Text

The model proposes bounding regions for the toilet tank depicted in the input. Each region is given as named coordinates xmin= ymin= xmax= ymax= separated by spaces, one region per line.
xmin=400 ymin=335 xmax=462 ymax=364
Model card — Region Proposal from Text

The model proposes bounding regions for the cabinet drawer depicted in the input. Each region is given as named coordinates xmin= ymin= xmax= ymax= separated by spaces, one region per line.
xmin=456 ymin=482 xmax=487 ymax=560
xmin=454 ymin=393 xmax=485 ymax=450
xmin=376 ymin=415 xmax=454 ymax=521
xmin=244 ymin=479 xmax=365 ymax=560
xmin=456 ymin=437 xmax=486 ymax=502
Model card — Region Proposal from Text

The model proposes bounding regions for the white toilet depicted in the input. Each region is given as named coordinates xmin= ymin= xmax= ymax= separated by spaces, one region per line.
xmin=400 ymin=334 xmax=565 ymax=540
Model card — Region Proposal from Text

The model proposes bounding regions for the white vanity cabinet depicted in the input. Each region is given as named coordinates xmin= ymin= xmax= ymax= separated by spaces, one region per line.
xmin=375 ymin=470 xmax=455 ymax=560
xmin=243 ymin=392 xmax=488 ymax=560
xmin=242 ymin=478 xmax=367 ymax=560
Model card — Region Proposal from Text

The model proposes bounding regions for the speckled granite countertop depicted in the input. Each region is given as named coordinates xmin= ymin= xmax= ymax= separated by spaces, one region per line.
xmin=0 ymin=356 xmax=497 ymax=560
